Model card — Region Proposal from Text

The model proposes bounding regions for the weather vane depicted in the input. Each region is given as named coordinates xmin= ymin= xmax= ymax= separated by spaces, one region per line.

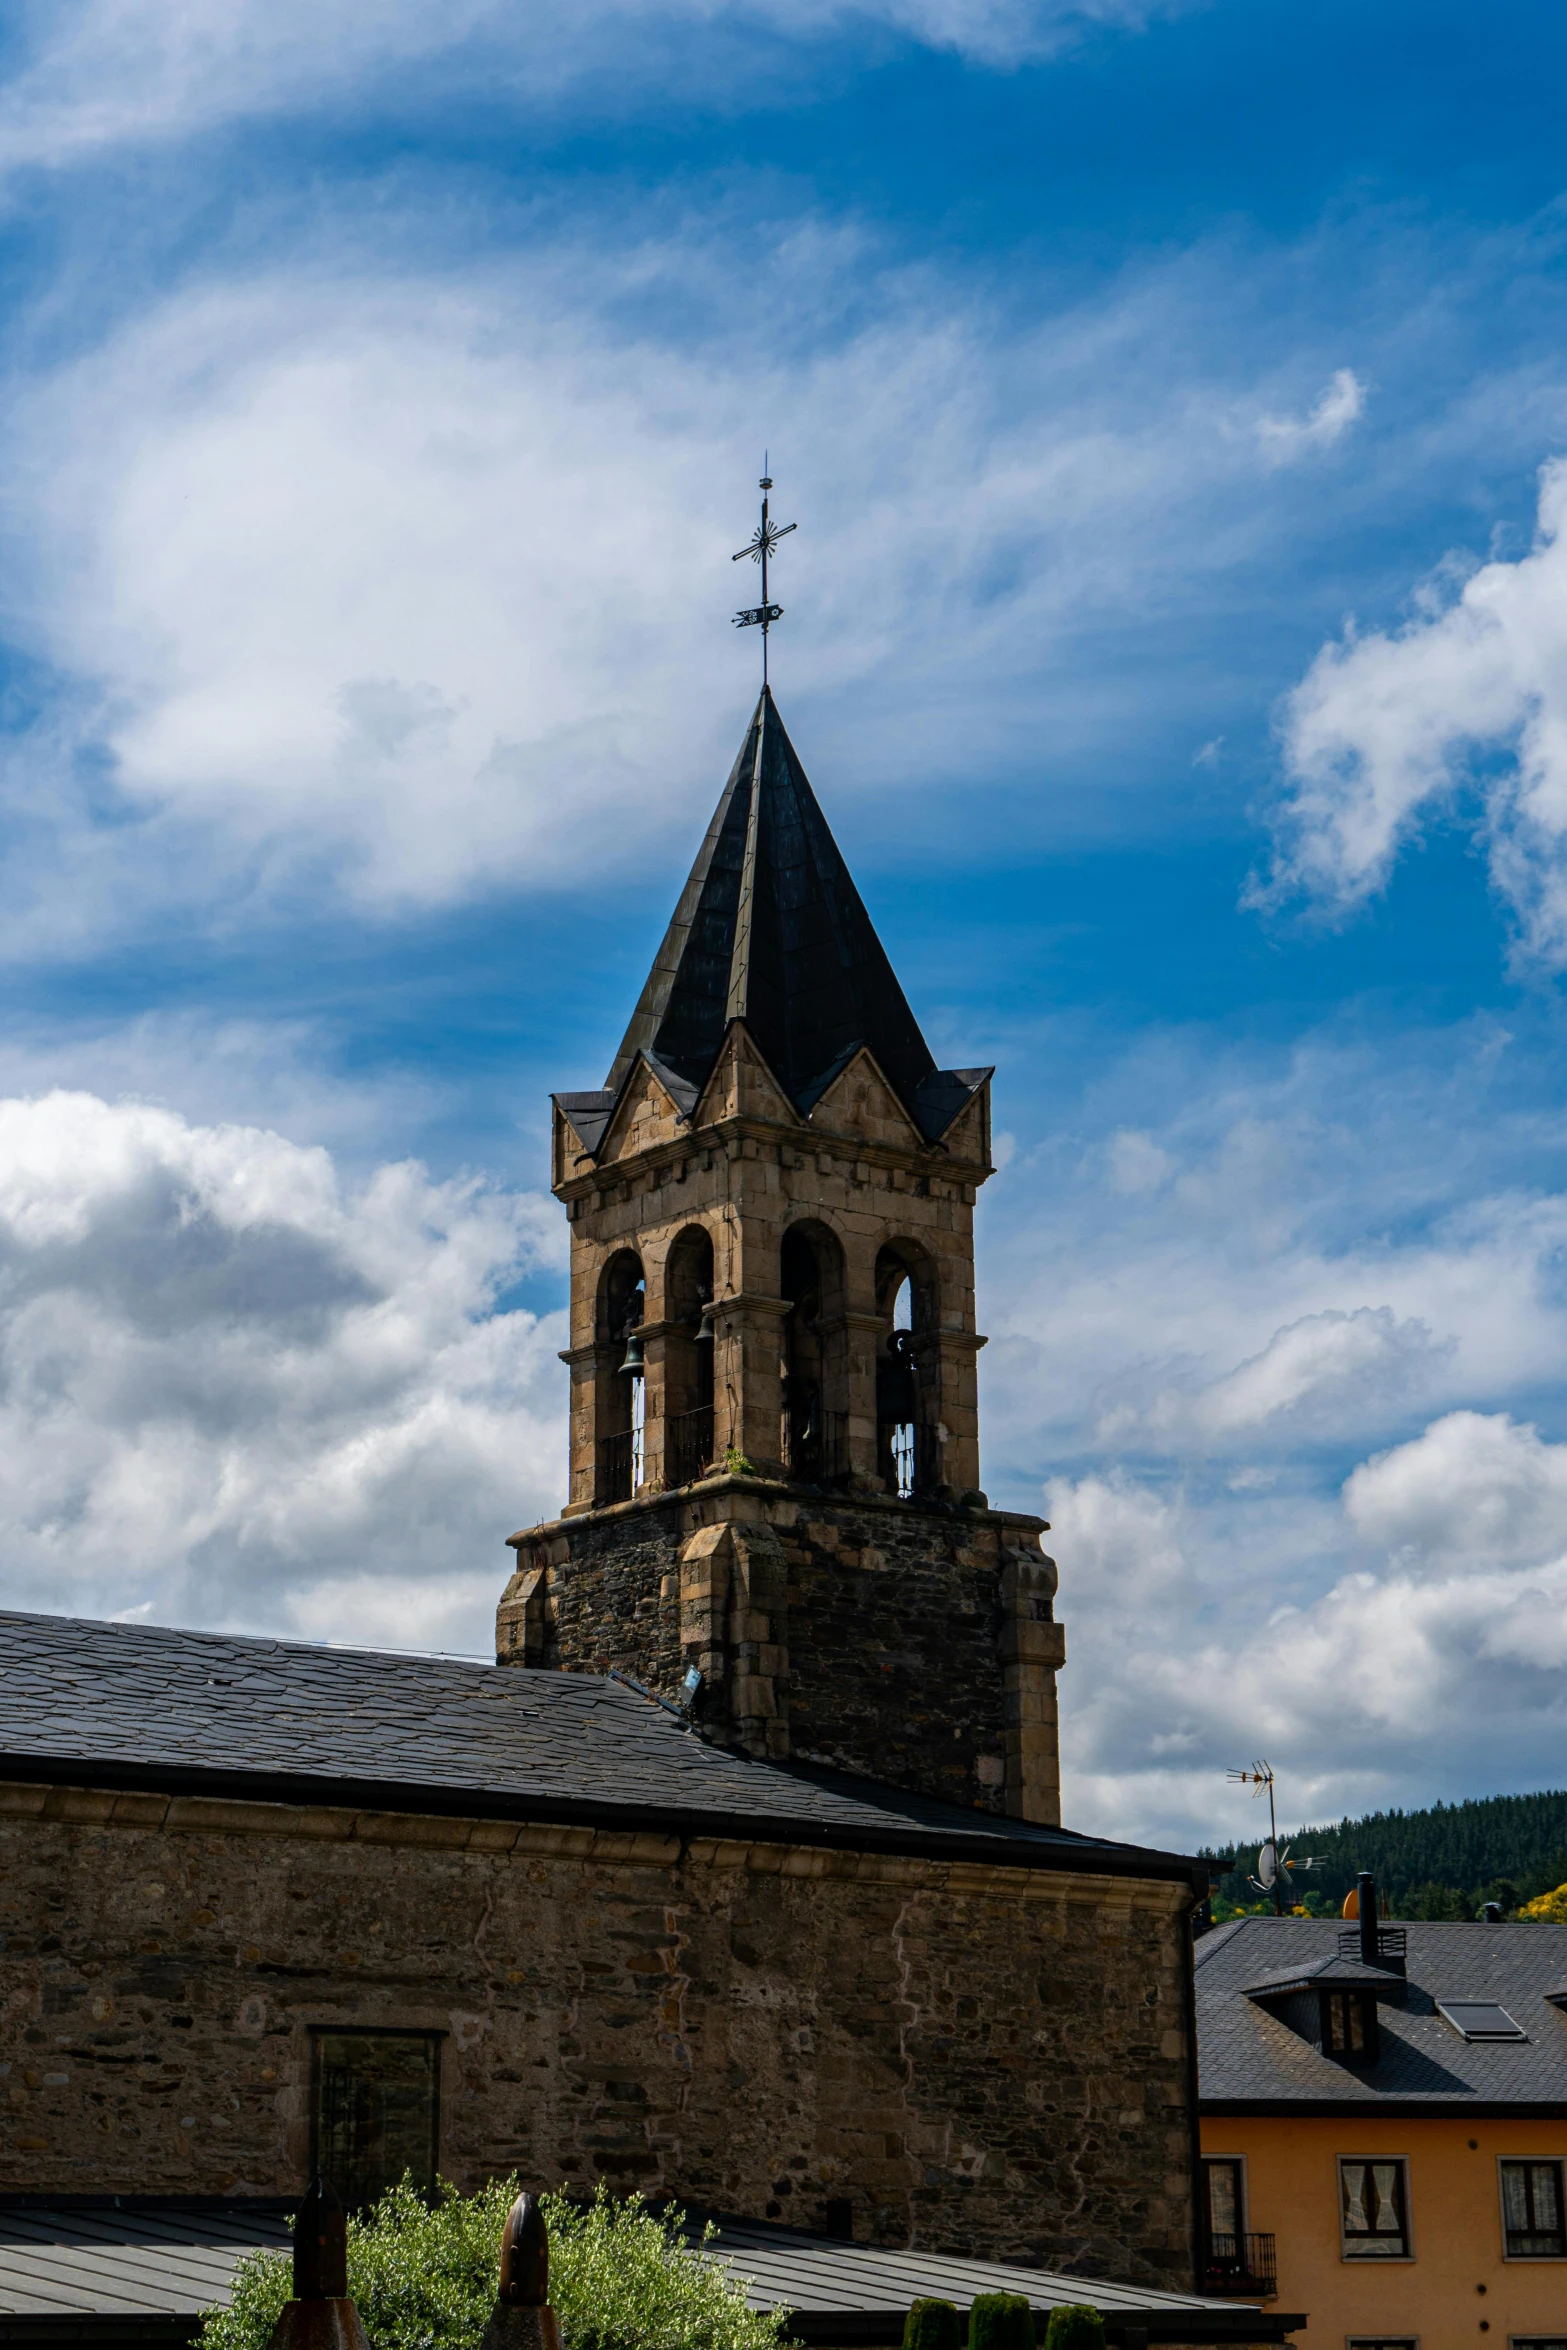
xmin=732 ymin=455 xmax=796 ymax=687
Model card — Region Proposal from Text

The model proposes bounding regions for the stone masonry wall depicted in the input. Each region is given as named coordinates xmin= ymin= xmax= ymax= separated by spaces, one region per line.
xmin=501 ymin=1481 xmax=1064 ymax=1823
xmin=0 ymin=1784 xmax=1195 ymax=2286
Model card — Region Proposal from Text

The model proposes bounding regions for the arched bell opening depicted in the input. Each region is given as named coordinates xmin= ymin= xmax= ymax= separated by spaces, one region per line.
xmin=874 ymin=1240 xmax=939 ymax=1499
xmin=664 ymin=1224 xmax=715 ymax=1486
xmin=780 ymin=1220 xmax=849 ymax=1485
xmin=596 ymin=1249 xmax=646 ymax=1504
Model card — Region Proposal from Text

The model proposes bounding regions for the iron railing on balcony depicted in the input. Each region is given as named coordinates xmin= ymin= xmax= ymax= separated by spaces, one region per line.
xmin=596 ymin=1428 xmax=638 ymax=1507
xmin=880 ymin=1419 xmax=942 ymax=1500
xmin=1199 ymin=2234 xmax=1276 ymax=2298
xmin=666 ymin=1405 xmax=714 ymax=1487
xmin=782 ymin=1405 xmax=849 ymax=1487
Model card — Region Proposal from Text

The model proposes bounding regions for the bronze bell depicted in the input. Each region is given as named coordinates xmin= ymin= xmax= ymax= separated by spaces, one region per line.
xmin=618 ymin=1327 xmax=645 ymax=1377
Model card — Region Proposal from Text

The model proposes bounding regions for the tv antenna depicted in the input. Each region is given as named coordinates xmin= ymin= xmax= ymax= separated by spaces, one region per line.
xmin=1227 ymin=1759 xmax=1320 ymax=1915
xmin=732 ymin=456 xmax=796 ymax=688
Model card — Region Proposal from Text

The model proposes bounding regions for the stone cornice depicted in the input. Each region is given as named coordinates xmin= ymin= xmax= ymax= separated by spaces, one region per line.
xmin=510 ymin=1475 xmax=1046 ymax=1542
xmin=552 ymin=1108 xmax=993 ymax=1207
xmin=0 ymin=1778 xmax=1193 ymax=1904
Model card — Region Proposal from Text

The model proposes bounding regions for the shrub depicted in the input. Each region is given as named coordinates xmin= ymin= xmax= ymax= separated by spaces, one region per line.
xmin=1519 ymin=1883 xmax=1567 ymax=1921
xmin=903 ymin=2300 xmax=962 ymax=2350
xmin=199 ymin=2180 xmax=792 ymax=2350
xmin=1041 ymin=2307 xmax=1104 ymax=2350
xmin=967 ymin=2293 xmax=1033 ymax=2350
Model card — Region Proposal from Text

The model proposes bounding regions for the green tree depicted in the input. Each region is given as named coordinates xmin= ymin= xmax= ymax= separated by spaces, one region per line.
xmin=200 ymin=2181 xmax=791 ymax=2350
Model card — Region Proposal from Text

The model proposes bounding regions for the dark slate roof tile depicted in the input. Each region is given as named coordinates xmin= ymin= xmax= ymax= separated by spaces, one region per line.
xmin=1197 ymin=1914 xmax=1567 ymax=2106
xmin=0 ymin=1609 xmax=1194 ymax=1880
xmin=603 ymin=688 xmax=938 ymax=1126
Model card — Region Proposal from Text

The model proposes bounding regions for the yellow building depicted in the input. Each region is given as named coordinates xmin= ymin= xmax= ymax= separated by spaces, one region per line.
xmin=1196 ymin=1903 xmax=1567 ymax=2350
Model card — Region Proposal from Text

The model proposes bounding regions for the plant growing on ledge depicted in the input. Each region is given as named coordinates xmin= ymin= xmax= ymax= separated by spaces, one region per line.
xmin=201 ymin=2180 xmax=790 ymax=2350
xmin=721 ymin=1444 xmax=758 ymax=1477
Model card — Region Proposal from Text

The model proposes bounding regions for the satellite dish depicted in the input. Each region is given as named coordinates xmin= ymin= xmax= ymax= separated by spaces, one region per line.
xmin=1257 ymin=1840 xmax=1279 ymax=1889
xmin=1342 ymin=1888 xmax=1359 ymax=1919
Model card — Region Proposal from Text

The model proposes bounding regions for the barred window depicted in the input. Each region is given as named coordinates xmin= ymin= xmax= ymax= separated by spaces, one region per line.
xmin=1501 ymin=2161 xmax=1567 ymax=2258
xmin=311 ymin=2029 xmax=442 ymax=2211
xmin=1340 ymin=2157 xmax=1410 ymax=2258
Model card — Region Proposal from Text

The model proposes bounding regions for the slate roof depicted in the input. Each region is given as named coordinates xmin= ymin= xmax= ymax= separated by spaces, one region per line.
xmin=1196 ymin=1913 xmax=1567 ymax=2111
xmin=0 ymin=2202 xmax=1298 ymax=2347
xmin=595 ymin=689 xmax=985 ymax=1145
xmin=0 ymin=1610 xmax=1196 ymax=1883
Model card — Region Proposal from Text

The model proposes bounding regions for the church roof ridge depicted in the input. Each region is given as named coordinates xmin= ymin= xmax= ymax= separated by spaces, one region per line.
xmin=605 ymin=689 xmax=958 ymax=1131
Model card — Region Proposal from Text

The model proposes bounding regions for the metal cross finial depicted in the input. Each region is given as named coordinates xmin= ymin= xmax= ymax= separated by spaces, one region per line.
xmin=732 ymin=459 xmax=796 ymax=686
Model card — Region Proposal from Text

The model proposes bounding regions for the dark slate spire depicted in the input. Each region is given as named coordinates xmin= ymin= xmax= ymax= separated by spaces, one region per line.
xmin=606 ymin=688 xmax=938 ymax=1117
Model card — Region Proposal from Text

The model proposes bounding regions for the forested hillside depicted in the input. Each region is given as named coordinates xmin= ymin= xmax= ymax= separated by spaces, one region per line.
xmin=1202 ymin=1789 xmax=1567 ymax=1918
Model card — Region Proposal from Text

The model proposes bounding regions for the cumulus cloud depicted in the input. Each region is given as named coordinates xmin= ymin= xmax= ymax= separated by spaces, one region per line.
xmin=0 ymin=1089 xmax=565 ymax=1647
xmin=958 ymin=1018 xmax=1567 ymax=1840
xmin=1266 ymin=456 xmax=1567 ymax=964
xmin=1051 ymin=1447 xmax=1567 ymax=1847
xmin=1254 ymin=366 xmax=1366 ymax=466
xmin=1139 ymin=1306 xmax=1449 ymax=1444
xmin=0 ymin=233 xmax=1348 ymax=941
xmin=1345 ymin=1408 xmax=1567 ymax=1565
xmin=0 ymin=0 xmax=1190 ymax=168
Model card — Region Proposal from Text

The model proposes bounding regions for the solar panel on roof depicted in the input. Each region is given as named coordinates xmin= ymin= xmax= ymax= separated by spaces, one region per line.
xmin=1435 ymin=1998 xmax=1527 ymax=2041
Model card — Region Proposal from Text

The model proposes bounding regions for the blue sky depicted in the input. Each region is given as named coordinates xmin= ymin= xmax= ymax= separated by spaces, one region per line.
xmin=3 ymin=0 xmax=1567 ymax=1848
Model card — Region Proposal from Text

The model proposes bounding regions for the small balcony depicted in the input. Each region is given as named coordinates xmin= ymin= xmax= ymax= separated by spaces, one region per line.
xmin=1199 ymin=2233 xmax=1276 ymax=2298
xmin=782 ymin=1403 xmax=849 ymax=1487
xmin=879 ymin=1418 xmax=943 ymax=1500
xmin=595 ymin=1428 xmax=638 ymax=1506
xmin=666 ymin=1405 xmax=714 ymax=1488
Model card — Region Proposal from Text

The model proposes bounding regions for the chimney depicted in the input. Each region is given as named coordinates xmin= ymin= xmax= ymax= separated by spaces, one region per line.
xmin=1358 ymin=1872 xmax=1377 ymax=1966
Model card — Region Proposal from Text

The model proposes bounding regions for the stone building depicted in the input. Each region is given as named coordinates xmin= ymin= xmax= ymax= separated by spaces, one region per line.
xmin=0 ymin=690 xmax=1240 ymax=2321
xmin=500 ymin=687 xmax=1061 ymax=1822
xmin=0 ymin=1608 xmax=1205 ymax=2288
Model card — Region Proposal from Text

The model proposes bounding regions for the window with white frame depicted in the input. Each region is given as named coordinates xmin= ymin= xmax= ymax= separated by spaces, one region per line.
xmin=1340 ymin=2157 xmax=1411 ymax=2258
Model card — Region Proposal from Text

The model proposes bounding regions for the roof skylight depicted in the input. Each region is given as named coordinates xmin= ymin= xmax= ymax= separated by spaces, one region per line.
xmin=1435 ymin=1999 xmax=1527 ymax=2042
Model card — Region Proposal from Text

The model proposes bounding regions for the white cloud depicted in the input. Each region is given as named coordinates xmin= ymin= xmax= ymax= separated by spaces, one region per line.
xmin=1145 ymin=1306 xmax=1447 ymax=1443
xmin=964 ymin=1018 xmax=1567 ymax=1840
xmin=1345 ymin=1408 xmax=1567 ymax=1566
xmin=0 ymin=1088 xmax=565 ymax=1646
xmin=1267 ymin=456 xmax=1567 ymax=964
xmin=1105 ymin=1127 xmax=1174 ymax=1195
xmin=1050 ymin=1448 xmax=1567 ymax=1847
xmin=1254 ymin=366 xmax=1366 ymax=466
xmin=0 ymin=235 xmax=1347 ymax=939
xmin=0 ymin=0 xmax=1190 ymax=169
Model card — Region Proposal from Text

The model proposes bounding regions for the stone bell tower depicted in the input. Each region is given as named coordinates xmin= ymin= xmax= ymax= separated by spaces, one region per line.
xmin=498 ymin=687 xmax=1063 ymax=1822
